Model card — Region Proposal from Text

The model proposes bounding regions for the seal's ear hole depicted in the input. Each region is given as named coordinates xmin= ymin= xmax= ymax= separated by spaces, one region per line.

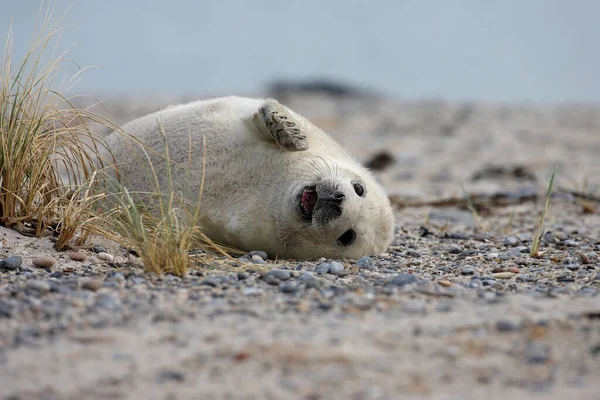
xmin=337 ymin=229 xmax=356 ymax=246
xmin=353 ymin=183 xmax=365 ymax=197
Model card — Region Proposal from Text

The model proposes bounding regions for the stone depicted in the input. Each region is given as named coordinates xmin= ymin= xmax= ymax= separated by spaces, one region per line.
xmin=0 ymin=255 xmax=22 ymax=271
xmin=251 ymin=255 xmax=266 ymax=264
xmin=355 ymin=256 xmax=375 ymax=270
xmin=92 ymin=244 xmax=107 ymax=253
xmin=27 ymin=280 xmax=51 ymax=292
xmin=389 ymin=273 xmax=418 ymax=286
xmin=279 ymin=282 xmax=298 ymax=294
xmin=32 ymin=256 xmax=57 ymax=268
xmin=266 ymin=269 xmax=291 ymax=281
xmin=328 ymin=261 xmax=345 ymax=275
xmin=315 ymin=263 xmax=330 ymax=274
xmin=82 ymin=279 xmax=104 ymax=291
xmin=248 ymin=250 xmax=268 ymax=260
xmin=461 ymin=265 xmax=475 ymax=275
xmin=504 ymin=236 xmax=519 ymax=246
xmin=97 ymin=252 xmax=114 ymax=261
xmin=492 ymin=272 xmax=514 ymax=279
xmin=68 ymin=252 xmax=87 ymax=261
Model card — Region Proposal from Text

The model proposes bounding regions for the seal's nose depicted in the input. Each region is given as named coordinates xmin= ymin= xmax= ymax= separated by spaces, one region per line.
xmin=319 ymin=192 xmax=345 ymax=217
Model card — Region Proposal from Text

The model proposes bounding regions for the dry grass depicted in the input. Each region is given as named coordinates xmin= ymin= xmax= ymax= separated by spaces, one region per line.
xmin=0 ymin=3 xmax=113 ymax=243
xmin=530 ymin=168 xmax=557 ymax=257
xmin=86 ymin=124 xmax=235 ymax=276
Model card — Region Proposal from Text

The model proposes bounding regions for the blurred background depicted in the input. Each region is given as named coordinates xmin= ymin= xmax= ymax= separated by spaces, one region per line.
xmin=2 ymin=0 xmax=600 ymax=103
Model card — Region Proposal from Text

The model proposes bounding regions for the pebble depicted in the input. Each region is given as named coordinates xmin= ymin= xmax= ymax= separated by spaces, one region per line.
xmin=496 ymin=319 xmax=520 ymax=332
xmin=0 ymin=255 xmax=23 ymax=270
xmin=237 ymin=272 xmax=249 ymax=280
xmin=389 ymin=273 xmax=418 ymax=286
xmin=445 ymin=245 xmax=462 ymax=254
xmin=266 ymin=269 xmax=291 ymax=281
xmin=437 ymin=280 xmax=452 ymax=287
xmin=406 ymin=250 xmax=421 ymax=258
xmin=328 ymin=261 xmax=345 ymax=275
xmin=68 ymin=252 xmax=87 ymax=261
xmin=504 ymin=236 xmax=519 ymax=246
xmin=355 ymin=256 xmax=375 ymax=270
xmin=248 ymin=250 xmax=268 ymax=260
xmin=27 ymin=280 xmax=51 ymax=293
xmin=92 ymin=244 xmax=107 ymax=253
xmin=251 ymin=255 xmax=266 ymax=264
xmin=579 ymin=253 xmax=591 ymax=264
xmin=447 ymin=232 xmax=470 ymax=240
xmin=32 ymin=256 xmax=57 ymax=268
xmin=315 ymin=263 xmax=331 ymax=274
xmin=492 ymin=272 xmax=514 ymax=279
xmin=297 ymin=273 xmax=319 ymax=289
xmin=507 ymin=266 xmax=520 ymax=274
xmin=265 ymin=275 xmax=280 ymax=285
xmin=97 ymin=252 xmax=114 ymax=261
xmin=279 ymin=282 xmax=298 ymax=294
xmin=461 ymin=265 xmax=475 ymax=275
xmin=82 ymin=279 xmax=104 ymax=291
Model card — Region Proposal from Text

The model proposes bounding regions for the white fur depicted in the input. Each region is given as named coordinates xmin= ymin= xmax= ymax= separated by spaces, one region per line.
xmin=106 ymin=96 xmax=394 ymax=260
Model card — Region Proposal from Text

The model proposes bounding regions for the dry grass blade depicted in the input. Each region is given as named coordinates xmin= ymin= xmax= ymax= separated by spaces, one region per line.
xmin=88 ymin=122 xmax=232 ymax=276
xmin=530 ymin=167 xmax=557 ymax=257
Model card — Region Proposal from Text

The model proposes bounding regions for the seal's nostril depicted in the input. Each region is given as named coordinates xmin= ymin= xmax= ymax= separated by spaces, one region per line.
xmin=332 ymin=192 xmax=345 ymax=202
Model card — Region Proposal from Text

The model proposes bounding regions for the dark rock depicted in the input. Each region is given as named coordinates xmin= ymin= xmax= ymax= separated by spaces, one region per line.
xmin=0 ymin=256 xmax=22 ymax=271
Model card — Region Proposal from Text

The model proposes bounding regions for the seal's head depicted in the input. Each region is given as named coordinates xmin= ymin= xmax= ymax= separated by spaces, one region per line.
xmin=278 ymin=158 xmax=394 ymax=260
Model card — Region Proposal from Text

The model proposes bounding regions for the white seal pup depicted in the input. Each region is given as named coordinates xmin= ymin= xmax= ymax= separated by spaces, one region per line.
xmin=107 ymin=96 xmax=394 ymax=260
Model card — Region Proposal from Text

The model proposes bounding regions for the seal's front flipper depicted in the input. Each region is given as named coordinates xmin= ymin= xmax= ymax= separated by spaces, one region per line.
xmin=251 ymin=99 xmax=309 ymax=151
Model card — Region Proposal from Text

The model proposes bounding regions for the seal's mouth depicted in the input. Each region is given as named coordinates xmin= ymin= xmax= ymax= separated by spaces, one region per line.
xmin=299 ymin=186 xmax=317 ymax=221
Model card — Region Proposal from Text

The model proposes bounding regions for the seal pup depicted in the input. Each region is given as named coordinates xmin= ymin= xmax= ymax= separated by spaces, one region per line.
xmin=107 ymin=96 xmax=394 ymax=260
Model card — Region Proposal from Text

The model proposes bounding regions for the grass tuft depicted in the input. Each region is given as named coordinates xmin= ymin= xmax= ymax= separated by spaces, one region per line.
xmin=0 ymin=3 xmax=112 ymax=245
xmin=530 ymin=167 xmax=557 ymax=257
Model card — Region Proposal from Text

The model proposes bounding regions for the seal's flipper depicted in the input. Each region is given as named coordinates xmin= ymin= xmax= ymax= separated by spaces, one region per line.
xmin=252 ymin=99 xmax=309 ymax=151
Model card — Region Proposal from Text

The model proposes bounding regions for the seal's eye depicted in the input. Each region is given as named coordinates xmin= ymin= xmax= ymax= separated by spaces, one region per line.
xmin=353 ymin=183 xmax=365 ymax=197
xmin=337 ymin=229 xmax=356 ymax=246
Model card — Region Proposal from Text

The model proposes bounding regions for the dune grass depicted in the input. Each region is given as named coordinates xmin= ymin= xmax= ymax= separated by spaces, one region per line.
xmin=1 ymin=2 xmax=233 ymax=276
xmin=0 ymin=4 xmax=111 ymax=242
xmin=530 ymin=168 xmax=557 ymax=257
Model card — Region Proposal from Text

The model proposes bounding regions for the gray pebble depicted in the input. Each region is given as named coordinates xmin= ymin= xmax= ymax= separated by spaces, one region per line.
xmin=504 ymin=236 xmax=519 ymax=246
xmin=92 ymin=244 xmax=107 ymax=253
xmin=157 ymin=370 xmax=185 ymax=383
xmin=328 ymin=261 xmax=345 ymax=275
xmin=445 ymin=245 xmax=462 ymax=254
xmin=266 ymin=269 xmax=291 ymax=281
xmin=461 ymin=265 xmax=475 ymax=275
xmin=200 ymin=278 xmax=218 ymax=287
xmin=27 ymin=280 xmax=51 ymax=293
xmin=406 ymin=250 xmax=421 ymax=258
xmin=355 ymin=255 xmax=375 ymax=270
xmin=0 ymin=256 xmax=22 ymax=271
xmin=389 ymin=273 xmax=418 ymax=286
xmin=298 ymin=273 xmax=319 ymax=289
xmin=248 ymin=250 xmax=268 ymax=260
xmin=526 ymin=342 xmax=551 ymax=364
xmin=237 ymin=272 xmax=249 ymax=280
xmin=241 ymin=287 xmax=263 ymax=296
xmin=279 ymin=282 xmax=298 ymax=294
xmin=447 ymin=232 xmax=470 ymax=240
xmin=265 ymin=275 xmax=280 ymax=285
xmin=251 ymin=255 xmax=266 ymax=264
xmin=496 ymin=320 xmax=520 ymax=332
xmin=315 ymin=263 xmax=330 ymax=274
